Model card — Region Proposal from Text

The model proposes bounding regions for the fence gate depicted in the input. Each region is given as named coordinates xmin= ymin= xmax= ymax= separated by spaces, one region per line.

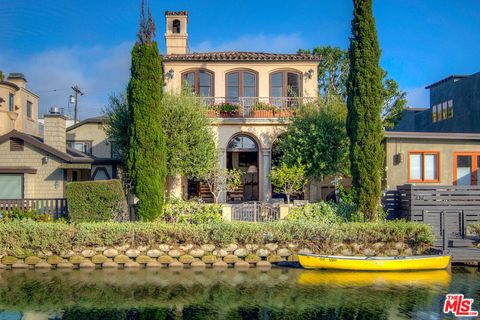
xmin=232 ymin=201 xmax=279 ymax=222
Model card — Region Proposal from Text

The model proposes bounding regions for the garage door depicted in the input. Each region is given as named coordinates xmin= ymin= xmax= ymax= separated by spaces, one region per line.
xmin=0 ymin=174 xmax=23 ymax=199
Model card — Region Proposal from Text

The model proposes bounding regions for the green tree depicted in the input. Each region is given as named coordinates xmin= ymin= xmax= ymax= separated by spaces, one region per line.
xmin=381 ymin=74 xmax=407 ymax=129
xmin=270 ymin=163 xmax=307 ymax=204
xmin=0 ymin=70 xmax=4 ymax=82
xmin=127 ymin=1 xmax=167 ymax=220
xmin=346 ymin=0 xmax=384 ymax=221
xmin=103 ymin=93 xmax=130 ymax=164
xmin=298 ymin=46 xmax=406 ymax=128
xmin=204 ymin=165 xmax=242 ymax=204
xmin=278 ymin=99 xmax=350 ymax=180
xmin=162 ymin=89 xmax=217 ymax=179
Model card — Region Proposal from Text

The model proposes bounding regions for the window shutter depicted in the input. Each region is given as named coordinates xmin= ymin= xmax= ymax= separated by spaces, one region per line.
xmin=10 ymin=138 xmax=24 ymax=151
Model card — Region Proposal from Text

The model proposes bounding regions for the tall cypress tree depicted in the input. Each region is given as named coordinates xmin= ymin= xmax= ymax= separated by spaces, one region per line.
xmin=127 ymin=1 xmax=166 ymax=220
xmin=346 ymin=0 xmax=384 ymax=221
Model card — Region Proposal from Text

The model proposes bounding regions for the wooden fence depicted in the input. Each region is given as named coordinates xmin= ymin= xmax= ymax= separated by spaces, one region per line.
xmin=0 ymin=199 xmax=67 ymax=220
xmin=384 ymin=185 xmax=480 ymax=249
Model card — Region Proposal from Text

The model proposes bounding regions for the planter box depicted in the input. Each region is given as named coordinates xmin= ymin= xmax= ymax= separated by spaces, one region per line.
xmin=275 ymin=110 xmax=292 ymax=118
xmin=252 ymin=110 xmax=274 ymax=118
xmin=220 ymin=111 xmax=239 ymax=118
xmin=207 ymin=110 xmax=218 ymax=118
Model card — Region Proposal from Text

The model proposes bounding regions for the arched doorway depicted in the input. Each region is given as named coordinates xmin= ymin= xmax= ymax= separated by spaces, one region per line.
xmin=227 ymin=134 xmax=259 ymax=202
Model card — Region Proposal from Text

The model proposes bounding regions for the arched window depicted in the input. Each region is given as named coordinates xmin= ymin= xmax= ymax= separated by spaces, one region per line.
xmin=172 ymin=19 xmax=181 ymax=34
xmin=227 ymin=135 xmax=258 ymax=152
xmin=226 ymin=71 xmax=257 ymax=101
xmin=182 ymin=70 xmax=214 ymax=96
xmin=270 ymin=71 xmax=301 ymax=97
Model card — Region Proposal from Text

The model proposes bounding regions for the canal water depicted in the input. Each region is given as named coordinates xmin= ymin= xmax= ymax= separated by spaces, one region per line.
xmin=0 ymin=267 xmax=478 ymax=319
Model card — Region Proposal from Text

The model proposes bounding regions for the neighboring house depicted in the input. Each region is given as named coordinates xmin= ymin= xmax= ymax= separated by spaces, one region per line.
xmin=385 ymin=71 xmax=480 ymax=190
xmin=66 ymin=116 xmax=119 ymax=181
xmin=0 ymin=73 xmax=38 ymax=137
xmin=162 ymin=11 xmax=324 ymax=202
xmin=0 ymin=109 xmax=119 ymax=202
xmin=392 ymin=72 xmax=480 ymax=133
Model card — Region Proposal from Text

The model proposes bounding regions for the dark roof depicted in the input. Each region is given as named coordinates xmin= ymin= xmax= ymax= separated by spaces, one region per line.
xmin=425 ymin=75 xmax=469 ymax=89
xmin=66 ymin=115 xmax=106 ymax=131
xmin=384 ymin=131 xmax=480 ymax=140
xmin=0 ymin=130 xmax=93 ymax=163
xmin=163 ymin=51 xmax=321 ymax=62
xmin=165 ymin=11 xmax=188 ymax=16
xmin=0 ymin=80 xmax=19 ymax=91
xmin=7 ymin=73 xmax=26 ymax=82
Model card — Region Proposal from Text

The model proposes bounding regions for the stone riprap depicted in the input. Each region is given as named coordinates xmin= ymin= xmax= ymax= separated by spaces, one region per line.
xmin=0 ymin=241 xmax=415 ymax=271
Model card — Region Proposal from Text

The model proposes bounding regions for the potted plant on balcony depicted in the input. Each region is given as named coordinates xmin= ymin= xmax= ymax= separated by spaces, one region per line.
xmin=217 ymin=102 xmax=240 ymax=118
xmin=275 ymin=107 xmax=293 ymax=118
xmin=207 ymin=105 xmax=218 ymax=118
xmin=252 ymin=102 xmax=276 ymax=118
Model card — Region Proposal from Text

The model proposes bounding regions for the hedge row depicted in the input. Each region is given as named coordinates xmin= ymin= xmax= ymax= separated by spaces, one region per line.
xmin=0 ymin=220 xmax=434 ymax=256
xmin=66 ymin=180 xmax=128 ymax=222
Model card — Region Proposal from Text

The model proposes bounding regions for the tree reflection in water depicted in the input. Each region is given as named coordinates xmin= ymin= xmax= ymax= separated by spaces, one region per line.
xmin=0 ymin=267 xmax=477 ymax=320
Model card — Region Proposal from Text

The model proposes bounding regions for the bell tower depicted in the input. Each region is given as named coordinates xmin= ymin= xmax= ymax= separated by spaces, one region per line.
xmin=164 ymin=11 xmax=188 ymax=55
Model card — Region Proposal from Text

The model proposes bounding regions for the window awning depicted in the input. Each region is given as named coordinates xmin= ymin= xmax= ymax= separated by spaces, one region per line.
xmin=0 ymin=167 xmax=37 ymax=174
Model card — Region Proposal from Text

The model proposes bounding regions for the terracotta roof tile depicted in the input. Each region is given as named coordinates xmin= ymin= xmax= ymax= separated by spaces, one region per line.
xmin=165 ymin=11 xmax=188 ymax=16
xmin=163 ymin=51 xmax=321 ymax=62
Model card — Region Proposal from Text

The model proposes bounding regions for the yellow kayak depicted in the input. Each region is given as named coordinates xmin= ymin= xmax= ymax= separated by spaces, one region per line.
xmin=298 ymin=270 xmax=451 ymax=287
xmin=298 ymin=254 xmax=451 ymax=271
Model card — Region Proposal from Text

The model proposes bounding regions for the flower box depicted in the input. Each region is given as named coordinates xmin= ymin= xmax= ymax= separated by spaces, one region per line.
xmin=252 ymin=110 xmax=275 ymax=118
xmin=275 ymin=110 xmax=292 ymax=118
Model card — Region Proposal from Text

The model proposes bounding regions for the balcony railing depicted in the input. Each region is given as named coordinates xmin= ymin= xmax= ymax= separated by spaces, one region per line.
xmin=196 ymin=97 xmax=315 ymax=118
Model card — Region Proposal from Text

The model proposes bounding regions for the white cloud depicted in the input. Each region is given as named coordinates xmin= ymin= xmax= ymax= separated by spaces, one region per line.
xmin=405 ymin=86 xmax=429 ymax=108
xmin=191 ymin=33 xmax=306 ymax=53
xmin=0 ymin=41 xmax=133 ymax=119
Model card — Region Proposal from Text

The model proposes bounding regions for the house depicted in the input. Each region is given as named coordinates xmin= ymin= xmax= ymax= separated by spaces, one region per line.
xmin=0 ymin=106 xmax=119 ymax=205
xmin=0 ymin=73 xmax=39 ymax=137
xmin=385 ymin=72 xmax=480 ymax=190
xmin=162 ymin=11 xmax=326 ymax=203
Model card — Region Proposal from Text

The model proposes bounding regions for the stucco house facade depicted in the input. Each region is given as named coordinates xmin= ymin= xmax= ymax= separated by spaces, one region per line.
xmin=162 ymin=11 xmax=326 ymax=203
xmin=385 ymin=72 xmax=480 ymax=190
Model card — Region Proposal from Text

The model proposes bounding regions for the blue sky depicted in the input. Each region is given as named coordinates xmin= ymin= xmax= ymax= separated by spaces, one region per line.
xmin=1 ymin=0 xmax=479 ymax=119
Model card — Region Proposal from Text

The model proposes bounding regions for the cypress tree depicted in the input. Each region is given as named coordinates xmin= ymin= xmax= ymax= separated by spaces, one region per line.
xmin=127 ymin=1 xmax=167 ymax=220
xmin=346 ymin=0 xmax=384 ymax=221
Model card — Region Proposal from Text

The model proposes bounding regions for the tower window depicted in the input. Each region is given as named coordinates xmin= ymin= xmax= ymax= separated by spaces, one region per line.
xmin=172 ymin=20 xmax=181 ymax=34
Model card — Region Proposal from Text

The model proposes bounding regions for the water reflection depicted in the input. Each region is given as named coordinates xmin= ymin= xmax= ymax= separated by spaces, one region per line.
xmin=0 ymin=267 xmax=477 ymax=319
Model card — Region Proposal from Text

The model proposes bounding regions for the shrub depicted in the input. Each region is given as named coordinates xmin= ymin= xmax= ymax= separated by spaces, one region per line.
xmin=469 ymin=224 xmax=480 ymax=239
xmin=66 ymin=180 xmax=128 ymax=222
xmin=0 ymin=208 xmax=53 ymax=223
xmin=286 ymin=201 xmax=360 ymax=223
xmin=286 ymin=202 xmax=344 ymax=224
xmin=162 ymin=198 xmax=222 ymax=224
xmin=0 ymin=220 xmax=434 ymax=256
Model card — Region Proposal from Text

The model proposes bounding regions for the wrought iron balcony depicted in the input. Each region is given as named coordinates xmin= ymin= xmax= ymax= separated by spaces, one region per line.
xmin=196 ymin=97 xmax=315 ymax=118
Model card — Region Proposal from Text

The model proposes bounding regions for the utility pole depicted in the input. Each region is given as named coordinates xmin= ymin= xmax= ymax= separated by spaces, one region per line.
xmin=71 ymin=85 xmax=84 ymax=124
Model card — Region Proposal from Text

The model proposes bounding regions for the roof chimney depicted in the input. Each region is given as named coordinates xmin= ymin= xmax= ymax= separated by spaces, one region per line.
xmin=7 ymin=73 xmax=26 ymax=89
xmin=43 ymin=108 xmax=67 ymax=153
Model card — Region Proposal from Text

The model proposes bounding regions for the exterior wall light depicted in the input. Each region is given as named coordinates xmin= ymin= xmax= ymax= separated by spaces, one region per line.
xmin=305 ymin=69 xmax=315 ymax=79
xmin=42 ymin=154 xmax=49 ymax=165
xmin=166 ymin=69 xmax=175 ymax=80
